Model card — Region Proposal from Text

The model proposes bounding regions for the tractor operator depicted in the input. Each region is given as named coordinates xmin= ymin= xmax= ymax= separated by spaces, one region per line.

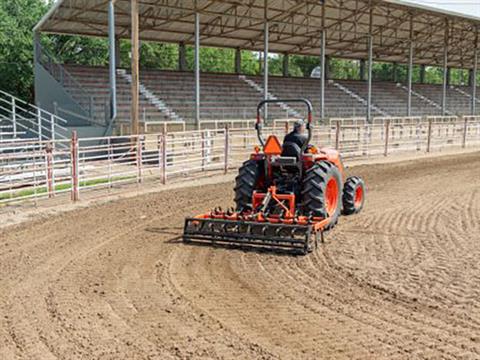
xmin=283 ymin=119 xmax=308 ymax=150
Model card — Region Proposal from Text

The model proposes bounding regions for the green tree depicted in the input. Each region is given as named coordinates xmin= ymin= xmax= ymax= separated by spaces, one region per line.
xmin=0 ymin=0 xmax=49 ymax=100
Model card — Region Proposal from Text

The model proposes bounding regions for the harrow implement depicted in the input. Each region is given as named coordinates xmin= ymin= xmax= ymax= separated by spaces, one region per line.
xmin=183 ymin=210 xmax=328 ymax=255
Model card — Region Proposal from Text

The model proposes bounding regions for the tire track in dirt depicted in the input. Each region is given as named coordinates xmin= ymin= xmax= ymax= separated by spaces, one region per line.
xmin=1 ymin=152 xmax=480 ymax=359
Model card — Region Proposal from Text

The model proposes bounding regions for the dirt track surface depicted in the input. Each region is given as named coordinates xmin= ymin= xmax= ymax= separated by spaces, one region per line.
xmin=1 ymin=152 xmax=479 ymax=359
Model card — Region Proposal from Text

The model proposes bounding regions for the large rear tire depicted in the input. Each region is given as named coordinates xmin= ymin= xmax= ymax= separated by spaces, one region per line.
xmin=302 ymin=161 xmax=342 ymax=230
xmin=234 ymin=160 xmax=262 ymax=211
xmin=342 ymin=176 xmax=366 ymax=215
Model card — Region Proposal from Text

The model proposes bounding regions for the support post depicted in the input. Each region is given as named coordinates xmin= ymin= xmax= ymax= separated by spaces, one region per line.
xmin=263 ymin=2 xmax=269 ymax=120
xmin=360 ymin=60 xmax=366 ymax=81
xmin=367 ymin=7 xmax=373 ymax=123
xmin=367 ymin=35 xmax=373 ymax=122
xmin=235 ymin=47 xmax=242 ymax=74
xmin=179 ymin=42 xmax=187 ymax=71
xmin=283 ymin=53 xmax=289 ymax=77
xmin=472 ymin=29 xmax=478 ymax=115
xmin=407 ymin=15 xmax=414 ymax=117
xmin=420 ymin=65 xmax=426 ymax=84
xmin=194 ymin=11 xmax=201 ymax=129
xmin=70 ymin=131 xmax=79 ymax=202
xmin=320 ymin=29 xmax=326 ymax=120
xmin=108 ymin=0 xmax=117 ymax=122
xmin=442 ymin=21 xmax=449 ymax=116
xmin=224 ymin=125 xmax=230 ymax=174
xmin=130 ymin=0 xmax=140 ymax=135
xmin=392 ymin=62 xmax=398 ymax=83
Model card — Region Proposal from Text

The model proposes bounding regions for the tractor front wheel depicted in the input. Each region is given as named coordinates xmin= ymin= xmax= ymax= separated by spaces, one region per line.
xmin=302 ymin=161 xmax=342 ymax=231
xmin=342 ymin=176 xmax=366 ymax=215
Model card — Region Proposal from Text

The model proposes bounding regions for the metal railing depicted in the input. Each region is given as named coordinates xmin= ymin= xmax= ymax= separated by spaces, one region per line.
xmin=35 ymin=42 xmax=94 ymax=118
xmin=1 ymin=115 xmax=479 ymax=205
xmin=0 ymin=90 xmax=69 ymax=141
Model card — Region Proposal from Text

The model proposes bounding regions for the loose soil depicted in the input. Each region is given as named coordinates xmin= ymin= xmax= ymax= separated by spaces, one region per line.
xmin=1 ymin=152 xmax=479 ymax=359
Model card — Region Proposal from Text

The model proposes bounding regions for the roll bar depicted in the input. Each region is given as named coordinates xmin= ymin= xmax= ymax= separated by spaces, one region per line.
xmin=256 ymin=99 xmax=313 ymax=153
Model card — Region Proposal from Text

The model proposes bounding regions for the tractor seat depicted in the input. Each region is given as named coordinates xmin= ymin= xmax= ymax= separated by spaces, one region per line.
xmin=269 ymin=141 xmax=302 ymax=173
xmin=281 ymin=141 xmax=302 ymax=161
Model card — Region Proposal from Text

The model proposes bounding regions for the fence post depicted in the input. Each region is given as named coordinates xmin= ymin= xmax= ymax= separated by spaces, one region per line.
xmin=384 ymin=119 xmax=390 ymax=157
xmin=335 ymin=121 xmax=341 ymax=150
xmin=46 ymin=142 xmax=54 ymax=198
xmin=416 ymin=118 xmax=421 ymax=151
xmin=37 ymin=107 xmax=42 ymax=141
xmin=462 ymin=116 xmax=468 ymax=149
xmin=201 ymin=130 xmax=206 ymax=171
xmin=162 ymin=129 xmax=167 ymax=184
xmin=11 ymin=97 xmax=17 ymax=137
xmin=224 ymin=124 xmax=230 ymax=174
xmin=50 ymin=114 xmax=55 ymax=142
xmin=137 ymin=135 xmax=143 ymax=183
xmin=70 ymin=131 xmax=79 ymax=201
xmin=362 ymin=123 xmax=368 ymax=156
xmin=426 ymin=117 xmax=433 ymax=153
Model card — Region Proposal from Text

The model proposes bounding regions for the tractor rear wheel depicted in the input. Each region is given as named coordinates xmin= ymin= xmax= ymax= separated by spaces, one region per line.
xmin=302 ymin=161 xmax=342 ymax=230
xmin=234 ymin=160 xmax=262 ymax=211
xmin=342 ymin=176 xmax=366 ymax=215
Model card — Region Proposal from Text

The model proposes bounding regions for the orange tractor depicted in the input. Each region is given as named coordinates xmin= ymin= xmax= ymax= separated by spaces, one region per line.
xmin=183 ymin=99 xmax=365 ymax=254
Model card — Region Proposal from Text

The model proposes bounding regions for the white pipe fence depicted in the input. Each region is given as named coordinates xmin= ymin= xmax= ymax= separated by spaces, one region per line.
xmin=1 ymin=115 xmax=480 ymax=205
xmin=0 ymin=90 xmax=69 ymax=141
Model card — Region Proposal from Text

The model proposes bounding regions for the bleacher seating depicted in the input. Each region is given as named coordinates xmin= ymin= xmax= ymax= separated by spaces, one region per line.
xmin=139 ymin=70 xmax=287 ymax=120
xmin=252 ymin=76 xmax=374 ymax=119
xmin=339 ymin=80 xmax=443 ymax=116
xmin=59 ymin=65 xmax=480 ymax=128
xmin=413 ymin=84 xmax=479 ymax=115
xmin=64 ymin=65 xmax=167 ymax=124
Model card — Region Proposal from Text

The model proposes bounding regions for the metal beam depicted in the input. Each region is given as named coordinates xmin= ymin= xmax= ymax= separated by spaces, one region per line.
xmin=235 ymin=47 xmax=241 ymax=74
xmin=407 ymin=14 xmax=414 ymax=117
xmin=263 ymin=0 xmax=269 ymax=120
xmin=472 ymin=29 xmax=478 ymax=115
xmin=320 ymin=3 xmax=326 ymax=121
xmin=130 ymin=0 xmax=139 ymax=135
xmin=320 ymin=29 xmax=326 ymax=120
xmin=367 ymin=7 xmax=373 ymax=123
xmin=179 ymin=42 xmax=187 ymax=71
xmin=108 ymin=0 xmax=117 ymax=122
xmin=442 ymin=20 xmax=449 ymax=116
xmin=282 ymin=53 xmax=289 ymax=77
xmin=195 ymin=11 xmax=201 ymax=128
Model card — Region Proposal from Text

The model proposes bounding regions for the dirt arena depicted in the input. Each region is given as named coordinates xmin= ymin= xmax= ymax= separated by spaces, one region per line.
xmin=0 ymin=152 xmax=479 ymax=359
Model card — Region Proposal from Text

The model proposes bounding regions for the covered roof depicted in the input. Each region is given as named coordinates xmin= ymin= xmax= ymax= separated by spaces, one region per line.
xmin=35 ymin=0 xmax=480 ymax=68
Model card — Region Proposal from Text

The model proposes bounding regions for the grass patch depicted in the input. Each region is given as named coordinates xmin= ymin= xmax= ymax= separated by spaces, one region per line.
xmin=0 ymin=176 xmax=135 ymax=201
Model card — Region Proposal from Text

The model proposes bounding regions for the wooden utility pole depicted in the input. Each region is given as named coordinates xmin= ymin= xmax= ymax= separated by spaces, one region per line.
xmin=131 ymin=0 xmax=139 ymax=135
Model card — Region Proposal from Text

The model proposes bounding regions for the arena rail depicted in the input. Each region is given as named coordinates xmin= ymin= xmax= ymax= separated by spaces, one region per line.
xmin=1 ymin=116 xmax=479 ymax=205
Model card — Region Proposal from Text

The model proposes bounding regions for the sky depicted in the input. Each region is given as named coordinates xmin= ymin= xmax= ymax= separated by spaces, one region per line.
xmin=405 ymin=0 xmax=480 ymax=19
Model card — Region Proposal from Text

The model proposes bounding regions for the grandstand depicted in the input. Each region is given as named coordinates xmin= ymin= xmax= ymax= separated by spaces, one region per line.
xmin=36 ymin=64 xmax=480 ymax=127
xmin=22 ymin=0 xmax=480 ymax=137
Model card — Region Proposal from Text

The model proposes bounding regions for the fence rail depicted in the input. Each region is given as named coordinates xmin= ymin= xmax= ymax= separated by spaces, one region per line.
xmin=1 ymin=116 xmax=479 ymax=205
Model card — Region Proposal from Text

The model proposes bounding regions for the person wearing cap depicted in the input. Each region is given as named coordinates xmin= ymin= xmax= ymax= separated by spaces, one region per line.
xmin=283 ymin=119 xmax=308 ymax=150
